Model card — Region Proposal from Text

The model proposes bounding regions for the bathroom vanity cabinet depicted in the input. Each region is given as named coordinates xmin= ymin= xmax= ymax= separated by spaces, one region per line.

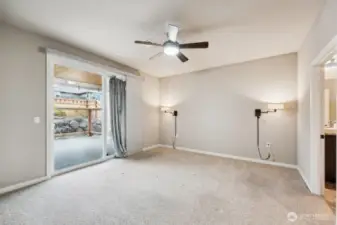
xmin=325 ymin=134 xmax=336 ymax=183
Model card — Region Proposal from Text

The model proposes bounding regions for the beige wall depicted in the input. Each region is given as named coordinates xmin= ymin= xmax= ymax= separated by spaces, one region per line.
xmin=297 ymin=0 xmax=337 ymax=191
xmin=142 ymin=74 xmax=160 ymax=148
xmin=0 ymin=23 xmax=158 ymax=189
xmin=160 ymin=53 xmax=298 ymax=164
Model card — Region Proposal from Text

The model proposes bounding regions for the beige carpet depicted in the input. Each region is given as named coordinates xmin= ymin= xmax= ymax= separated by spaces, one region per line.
xmin=0 ymin=148 xmax=335 ymax=225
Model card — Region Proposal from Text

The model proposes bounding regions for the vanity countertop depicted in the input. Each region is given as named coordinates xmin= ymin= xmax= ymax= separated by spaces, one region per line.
xmin=325 ymin=127 xmax=337 ymax=135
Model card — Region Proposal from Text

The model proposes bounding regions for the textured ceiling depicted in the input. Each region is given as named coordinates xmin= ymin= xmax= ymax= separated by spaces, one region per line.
xmin=2 ymin=0 xmax=324 ymax=77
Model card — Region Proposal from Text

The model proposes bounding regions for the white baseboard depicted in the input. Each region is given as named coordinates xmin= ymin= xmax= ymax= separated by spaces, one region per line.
xmin=143 ymin=144 xmax=161 ymax=151
xmin=157 ymin=145 xmax=318 ymax=194
xmin=0 ymin=146 xmax=312 ymax=196
xmin=158 ymin=144 xmax=298 ymax=170
xmin=0 ymin=176 xmax=48 ymax=196
xmin=297 ymin=167 xmax=313 ymax=193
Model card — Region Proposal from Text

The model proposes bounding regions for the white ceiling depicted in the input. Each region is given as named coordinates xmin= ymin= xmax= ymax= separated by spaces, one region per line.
xmin=2 ymin=0 xmax=324 ymax=77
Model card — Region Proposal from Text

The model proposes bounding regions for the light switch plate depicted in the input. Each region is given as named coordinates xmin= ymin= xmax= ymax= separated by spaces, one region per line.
xmin=33 ymin=117 xmax=40 ymax=124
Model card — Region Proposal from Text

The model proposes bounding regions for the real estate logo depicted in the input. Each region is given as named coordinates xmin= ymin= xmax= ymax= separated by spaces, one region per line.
xmin=287 ymin=212 xmax=298 ymax=222
xmin=287 ymin=212 xmax=334 ymax=223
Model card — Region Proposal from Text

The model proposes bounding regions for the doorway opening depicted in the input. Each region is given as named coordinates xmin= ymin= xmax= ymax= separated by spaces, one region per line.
xmin=310 ymin=35 xmax=337 ymax=214
xmin=323 ymin=60 xmax=337 ymax=212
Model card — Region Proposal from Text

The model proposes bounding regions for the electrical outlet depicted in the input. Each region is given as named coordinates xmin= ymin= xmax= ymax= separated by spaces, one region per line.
xmin=265 ymin=142 xmax=272 ymax=148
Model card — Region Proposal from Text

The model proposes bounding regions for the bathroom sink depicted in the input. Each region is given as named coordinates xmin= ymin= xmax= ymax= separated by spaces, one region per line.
xmin=325 ymin=127 xmax=337 ymax=134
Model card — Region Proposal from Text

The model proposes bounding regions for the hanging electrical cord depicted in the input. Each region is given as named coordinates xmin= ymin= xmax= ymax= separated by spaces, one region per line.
xmin=161 ymin=108 xmax=179 ymax=149
xmin=173 ymin=115 xmax=177 ymax=149
xmin=269 ymin=144 xmax=275 ymax=162
xmin=256 ymin=116 xmax=271 ymax=160
xmin=171 ymin=110 xmax=178 ymax=149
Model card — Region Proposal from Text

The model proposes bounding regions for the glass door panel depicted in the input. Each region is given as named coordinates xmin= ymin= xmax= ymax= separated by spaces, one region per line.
xmin=53 ymin=65 xmax=104 ymax=171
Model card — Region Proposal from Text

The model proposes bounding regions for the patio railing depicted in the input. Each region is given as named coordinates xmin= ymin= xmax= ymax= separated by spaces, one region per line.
xmin=54 ymin=98 xmax=102 ymax=137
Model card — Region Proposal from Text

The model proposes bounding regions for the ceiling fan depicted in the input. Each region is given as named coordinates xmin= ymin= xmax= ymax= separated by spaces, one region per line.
xmin=134 ymin=24 xmax=209 ymax=63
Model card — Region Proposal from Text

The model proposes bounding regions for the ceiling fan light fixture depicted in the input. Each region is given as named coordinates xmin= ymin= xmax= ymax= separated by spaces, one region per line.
xmin=164 ymin=45 xmax=179 ymax=56
xmin=134 ymin=24 xmax=208 ymax=62
xmin=163 ymin=42 xmax=179 ymax=56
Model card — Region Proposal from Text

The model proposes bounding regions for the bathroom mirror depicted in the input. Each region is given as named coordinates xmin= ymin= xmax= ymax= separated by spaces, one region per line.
xmin=324 ymin=78 xmax=337 ymax=129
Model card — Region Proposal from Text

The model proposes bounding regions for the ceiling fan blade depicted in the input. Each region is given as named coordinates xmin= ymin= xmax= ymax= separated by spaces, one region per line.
xmin=134 ymin=40 xmax=162 ymax=46
xmin=167 ymin=24 xmax=179 ymax=42
xmin=179 ymin=42 xmax=209 ymax=49
xmin=177 ymin=52 xmax=189 ymax=63
xmin=149 ymin=52 xmax=164 ymax=60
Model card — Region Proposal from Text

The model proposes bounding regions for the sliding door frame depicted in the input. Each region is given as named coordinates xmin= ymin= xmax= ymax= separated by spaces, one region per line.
xmin=46 ymin=49 xmax=124 ymax=177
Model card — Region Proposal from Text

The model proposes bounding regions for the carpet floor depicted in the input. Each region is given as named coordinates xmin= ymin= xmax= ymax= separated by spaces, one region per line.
xmin=0 ymin=148 xmax=334 ymax=225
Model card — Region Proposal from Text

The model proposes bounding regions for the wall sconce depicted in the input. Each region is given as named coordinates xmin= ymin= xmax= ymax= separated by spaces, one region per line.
xmin=267 ymin=103 xmax=284 ymax=111
xmin=161 ymin=106 xmax=172 ymax=113
xmin=254 ymin=103 xmax=284 ymax=161
xmin=160 ymin=106 xmax=178 ymax=149
xmin=255 ymin=103 xmax=284 ymax=119
xmin=160 ymin=106 xmax=178 ymax=116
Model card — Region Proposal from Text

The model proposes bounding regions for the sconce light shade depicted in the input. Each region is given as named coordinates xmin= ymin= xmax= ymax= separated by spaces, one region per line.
xmin=268 ymin=103 xmax=284 ymax=110
xmin=160 ymin=106 xmax=170 ymax=112
xmin=160 ymin=106 xmax=174 ymax=113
